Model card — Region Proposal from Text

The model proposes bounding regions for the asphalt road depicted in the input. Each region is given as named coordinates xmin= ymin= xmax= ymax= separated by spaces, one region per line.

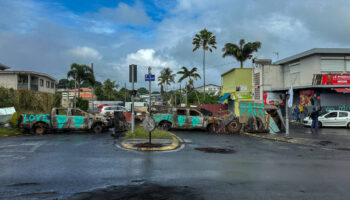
xmin=1 ymin=128 xmax=350 ymax=200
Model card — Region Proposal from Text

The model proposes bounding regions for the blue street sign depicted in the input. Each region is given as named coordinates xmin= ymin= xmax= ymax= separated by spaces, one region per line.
xmin=145 ymin=74 xmax=155 ymax=81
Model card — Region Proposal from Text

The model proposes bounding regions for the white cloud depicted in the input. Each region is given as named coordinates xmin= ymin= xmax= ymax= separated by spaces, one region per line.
xmin=125 ymin=49 xmax=177 ymax=68
xmin=69 ymin=46 xmax=102 ymax=60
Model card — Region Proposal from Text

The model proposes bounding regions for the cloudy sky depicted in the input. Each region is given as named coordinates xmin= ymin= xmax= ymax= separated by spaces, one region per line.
xmin=1 ymin=0 xmax=350 ymax=90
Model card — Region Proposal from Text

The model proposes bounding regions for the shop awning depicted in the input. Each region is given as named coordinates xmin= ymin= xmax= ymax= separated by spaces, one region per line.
xmin=218 ymin=93 xmax=230 ymax=103
xmin=333 ymin=88 xmax=350 ymax=93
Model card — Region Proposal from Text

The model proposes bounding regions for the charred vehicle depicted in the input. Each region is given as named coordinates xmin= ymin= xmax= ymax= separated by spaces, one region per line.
xmin=18 ymin=108 xmax=112 ymax=134
xmin=152 ymin=107 xmax=222 ymax=132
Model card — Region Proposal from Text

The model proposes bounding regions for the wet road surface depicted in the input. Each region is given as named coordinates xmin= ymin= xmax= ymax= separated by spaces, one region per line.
xmin=1 ymin=129 xmax=350 ymax=199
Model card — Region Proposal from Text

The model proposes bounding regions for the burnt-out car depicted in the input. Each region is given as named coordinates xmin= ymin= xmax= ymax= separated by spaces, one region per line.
xmin=18 ymin=107 xmax=112 ymax=134
xmin=153 ymin=107 xmax=221 ymax=132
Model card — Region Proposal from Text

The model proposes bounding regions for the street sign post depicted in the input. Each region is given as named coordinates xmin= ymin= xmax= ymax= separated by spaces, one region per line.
xmin=145 ymin=74 xmax=155 ymax=81
xmin=129 ymin=64 xmax=137 ymax=134
xmin=146 ymin=67 xmax=154 ymax=143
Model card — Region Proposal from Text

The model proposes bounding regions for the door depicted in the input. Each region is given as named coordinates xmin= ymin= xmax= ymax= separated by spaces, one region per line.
xmin=69 ymin=108 xmax=88 ymax=130
xmin=175 ymin=108 xmax=187 ymax=128
xmin=188 ymin=109 xmax=204 ymax=128
xmin=52 ymin=108 xmax=69 ymax=130
xmin=322 ymin=112 xmax=338 ymax=126
xmin=338 ymin=112 xmax=349 ymax=126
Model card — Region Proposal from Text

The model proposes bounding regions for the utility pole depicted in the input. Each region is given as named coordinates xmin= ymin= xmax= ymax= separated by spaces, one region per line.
xmin=124 ymin=82 xmax=126 ymax=106
xmin=74 ymin=73 xmax=77 ymax=108
xmin=148 ymin=67 xmax=152 ymax=115
xmin=91 ymin=63 xmax=94 ymax=112
xmin=129 ymin=64 xmax=137 ymax=134
xmin=286 ymin=94 xmax=289 ymax=137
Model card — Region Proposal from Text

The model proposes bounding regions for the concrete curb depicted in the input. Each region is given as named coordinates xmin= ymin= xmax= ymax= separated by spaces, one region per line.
xmin=242 ymin=132 xmax=292 ymax=143
xmin=120 ymin=132 xmax=181 ymax=151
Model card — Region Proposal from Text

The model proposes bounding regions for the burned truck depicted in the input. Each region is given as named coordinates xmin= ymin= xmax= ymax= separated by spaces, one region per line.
xmin=152 ymin=107 xmax=222 ymax=132
xmin=18 ymin=107 xmax=112 ymax=134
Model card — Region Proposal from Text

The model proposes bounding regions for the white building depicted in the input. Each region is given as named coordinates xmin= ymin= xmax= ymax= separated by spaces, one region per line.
xmin=195 ymin=84 xmax=221 ymax=95
xmin=0 ymin=67 xmax=56 ymax=94
xmin=253 ymin=48 xmax=350 ymax=111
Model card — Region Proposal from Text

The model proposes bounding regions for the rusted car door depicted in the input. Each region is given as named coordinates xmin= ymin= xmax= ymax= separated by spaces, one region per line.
xmin=188 ymin=109 xmax=204 ymax=128
xmin=69 ymin=109 xmax=88 ymax=130
xmin=52 ymin=108 xmax=70 ymax=130
xmin=175 ymin=108 xmax=188 ymax=128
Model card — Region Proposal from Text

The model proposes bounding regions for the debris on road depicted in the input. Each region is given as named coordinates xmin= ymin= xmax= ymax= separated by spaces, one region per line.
xmin=195 ymin=147 xmax=235 ymax=154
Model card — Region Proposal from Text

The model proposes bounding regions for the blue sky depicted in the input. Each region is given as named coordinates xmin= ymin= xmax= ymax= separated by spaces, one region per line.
xmin=1 ymin=0 xmax=350 ymax=89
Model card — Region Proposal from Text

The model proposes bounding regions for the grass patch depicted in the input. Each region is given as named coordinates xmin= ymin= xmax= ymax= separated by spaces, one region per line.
xmin=0 ymin=127 xmax=22 ymax=137
xmin=123 ymin=126 xmax=172 ymax=139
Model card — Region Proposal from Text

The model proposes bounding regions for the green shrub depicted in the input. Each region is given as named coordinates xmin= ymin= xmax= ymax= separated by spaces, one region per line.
xmin=7 ymin=112 xmax=18 ymax=128
xmin=76 ymin=98 xmax=89 ymax=111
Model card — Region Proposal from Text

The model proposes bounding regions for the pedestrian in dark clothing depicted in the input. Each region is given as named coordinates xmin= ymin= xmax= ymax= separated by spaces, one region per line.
xmin=310 ymin=107 xmax=320 ymax=134
xmin=294 ymin=106 xmax=300 ymax=122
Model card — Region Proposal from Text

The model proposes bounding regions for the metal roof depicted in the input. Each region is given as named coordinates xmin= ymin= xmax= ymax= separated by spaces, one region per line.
xmin=274 ymin=48 xmax=350 ymax=65
xmin=0 ymin=70 xmax=56 ymax=81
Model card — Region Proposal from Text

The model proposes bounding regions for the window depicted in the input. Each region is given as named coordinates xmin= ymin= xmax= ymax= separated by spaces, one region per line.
xmin=325 ymin=112 xmax=337 ymax=118
xmin=104 ymin=107 xmax=111 ymax=110
xmin=339 ymin=112 xmax=348 ymax=118
xmin=177 ymin=109 xmax=186 ymax=115
xmin=56 ymin=109 xmax=68 ymax=115
xmin=46 ymin=81 xmax=50 ymax=88
xmin=71 ymin=109 xmax=85 ymax=116
xmin=190 ymin=110 xmax=200 ymax=116
xmin=51 ymin=82 xmax=54 ymax=88
xmin=40 ymin=79 xmax=44 ymax=86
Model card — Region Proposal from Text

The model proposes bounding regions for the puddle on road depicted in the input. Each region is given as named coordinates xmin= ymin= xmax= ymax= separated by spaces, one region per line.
xmin=135 ymin=143 xmax=163 ymax=148
xmin=8 ymin=182 xmax=40 ymax=187
xmin=317 ymin=141 xmax=332 ymax=146
xmin=195 ymin=147 xmax=235 ymax=154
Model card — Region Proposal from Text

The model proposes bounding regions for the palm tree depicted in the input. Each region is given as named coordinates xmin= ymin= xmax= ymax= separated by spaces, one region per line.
xmin=192 ymin=28 xmax=216 ymax=99
xmin=177 ymin=66 xmax=201 ymax=105
xmin=222 ymin=39 xmax=261 ymax=68
xmin=158 ymin=68 xmax=176 ymax=92
xmin=67 ymin=63 xmax=94 ymax=98
xmin=103 ymin=78 xmax=119 ymax=100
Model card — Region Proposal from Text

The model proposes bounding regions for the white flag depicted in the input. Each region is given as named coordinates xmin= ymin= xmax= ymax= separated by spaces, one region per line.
xmin=288 ymin=86 xmax=293 ymax=108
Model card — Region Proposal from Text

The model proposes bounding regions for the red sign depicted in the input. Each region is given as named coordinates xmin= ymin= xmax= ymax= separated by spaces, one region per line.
xmin=322 ymin=75 xmax=350 ymax=85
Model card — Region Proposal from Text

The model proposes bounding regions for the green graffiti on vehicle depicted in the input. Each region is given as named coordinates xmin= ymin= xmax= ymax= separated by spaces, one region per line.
xmin=191 ymin=117 xmax=200 ymax=127
xmin=240 ymin=103 xmax=264 ymax=117
xmin=153 ymin=114 xmax=173 ymax=123
xmin=73 ymin=116 xmax=84 ymax=128
xmin=23 ymin=114 xmax=50 ymax=123
xmin=178 ymin=116 xmax=186 ymax=127
xmin=57 ymin=115 xmax=67 ymax=129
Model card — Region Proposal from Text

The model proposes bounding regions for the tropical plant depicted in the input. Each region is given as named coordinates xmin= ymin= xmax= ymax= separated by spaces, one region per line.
xmin=67 ymin=63 xmax=94 ymax=98
xmin=158 ymin=68 xmax=176 ymax=93
xmin=192 ymin=28 xmax=216 ymax=99
xmin=102 ymin=78 xmax=119 ymax=100
xmin=222 ymin=39 xmax=261 ymax=68
xmin=177 ymin=66 xmax=201 ymax=105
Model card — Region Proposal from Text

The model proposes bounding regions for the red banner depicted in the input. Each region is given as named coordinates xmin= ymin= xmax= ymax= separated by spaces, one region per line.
xmin=322 ymin=75 xmax=350 ymax=85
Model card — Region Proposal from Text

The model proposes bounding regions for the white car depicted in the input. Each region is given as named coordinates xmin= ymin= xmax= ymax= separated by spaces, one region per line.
xmin=99 ymin=106 xmax=127 ymax=115
xmin=303 ymin=110 xmax=350 ymax=128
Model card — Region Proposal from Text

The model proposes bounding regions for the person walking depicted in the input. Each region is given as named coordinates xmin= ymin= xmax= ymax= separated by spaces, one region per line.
xmin=310 ymin=107 xmax=320 ymax=134
xmin=299 ymin=104 xmax=304 ymax=121
xmin=295 ymin=106 xmax=300 ymax=122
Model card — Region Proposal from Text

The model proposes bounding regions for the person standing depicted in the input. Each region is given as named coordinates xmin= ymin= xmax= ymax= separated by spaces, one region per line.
xmin=295 ymin=106 xmax=300 ymax=122
xmin=310 ymin=107 xmax=320 ymax=134
xmin=299 ymin=104 xmax=304 ymax=121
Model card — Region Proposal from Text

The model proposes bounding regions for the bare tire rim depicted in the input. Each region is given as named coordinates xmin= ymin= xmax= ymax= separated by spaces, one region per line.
xmin=94 ymin=126 xmax=102 ymax=133
xmin=36 ymin=126 xmax=45 ymax=135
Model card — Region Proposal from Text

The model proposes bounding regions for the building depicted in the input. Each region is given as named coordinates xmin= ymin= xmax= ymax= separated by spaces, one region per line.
xmin=253 ymin=48 xmax=350 ymax=111
xmin=219 ymin=68 xmax=253 ymax=111
xmin=0 ymin=67 xmax=57 ymax=94
xmin=194 ymin=84 xmax=221 ymax=95
xmin=58 ymin=88 xmax=96 ymax=108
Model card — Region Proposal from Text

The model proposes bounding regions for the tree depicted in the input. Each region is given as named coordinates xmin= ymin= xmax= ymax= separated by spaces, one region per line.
xmin=137 ymin=87 xmax=149 ymax=95
xmin=222 ymin=39 xmax=261 ymax=68
xmin=158 ymin=68 xmax=176 ymax=93
xmin=192 ymin=28 xmax=216 ymax=99
xmin=58 ymin=79 xmax=69 ymax=89
xmin=67 ymin=63 xmax=94 ymax=98
xmin=177 ymin=66 xmax=201 ymax=105
xmin=102 ymin=78 xmax=119 ymax=100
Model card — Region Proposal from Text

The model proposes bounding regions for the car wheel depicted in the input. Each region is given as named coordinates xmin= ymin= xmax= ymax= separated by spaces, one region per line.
xmin=318 ymin=122 xmax=322 ymax=128
xmin=227 ymin=118 xmax=242 ymax=133
xmin=93 ymin=124 xmax=103 ymax=134
xmin=347 ymin=122 xmax=350 ymax=129
xmin=34 ymin=123 xmax=46 ymax=135
xmin=160 ymin=122 xmax=171 ymax=131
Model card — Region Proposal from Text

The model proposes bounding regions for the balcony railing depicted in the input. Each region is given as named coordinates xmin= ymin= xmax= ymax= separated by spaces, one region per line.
xmin=17 ymin=83 xmax=38 ymax=91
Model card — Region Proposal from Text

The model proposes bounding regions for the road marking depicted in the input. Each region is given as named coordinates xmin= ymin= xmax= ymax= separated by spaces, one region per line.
xmin=183 ymin=139 xmax=192 ymax=143
xmin=0 ymin=142 xmax=45 ymax=153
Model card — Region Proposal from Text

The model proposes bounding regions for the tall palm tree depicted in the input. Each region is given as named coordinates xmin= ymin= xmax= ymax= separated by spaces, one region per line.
xmin=177 ymin=66 xmax=201 ymax=105
xmin=158 ymin=68 xmax=176 ymax=92
xmin=192 ymin=28 xmax=216 ymax=99
xmin=222 ymin=39 xmax=261 ymax=68
xmin=67 ymin=63 xmax=93 ymax=98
